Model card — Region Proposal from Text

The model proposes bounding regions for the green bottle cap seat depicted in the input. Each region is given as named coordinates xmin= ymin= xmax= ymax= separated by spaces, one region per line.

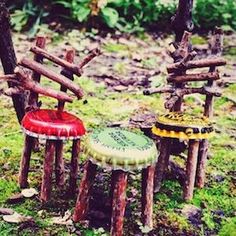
xmin=84 ymin=128 xmax=157 ymax=171
xmin=152 ymin=112 xmax=214 ymax=140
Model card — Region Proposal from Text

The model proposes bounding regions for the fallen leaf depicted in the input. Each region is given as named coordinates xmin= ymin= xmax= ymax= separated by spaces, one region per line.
xmin=21 ymin=188 xmax=38 ymax=198
xmin=51 ymin=210 xmax=73 ymax=225
xmin=0 ymin=208 xmax=14 ymax=215
xmin=3 ymin=212 xmax=33 ymax=223
xmin=7 ymin=193 xmax=24 ymax=204
xmin=113 ymin=85 xmax=127 ymax=92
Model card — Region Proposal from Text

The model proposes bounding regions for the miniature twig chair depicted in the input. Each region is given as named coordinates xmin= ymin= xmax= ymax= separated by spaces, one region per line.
xmin=144 ymin=28 xmax=226 ymax=200
xmin=73 ymin=128 xmax=157 ymax=235
xmin=0 ymin=36 xmax=100 ymax=202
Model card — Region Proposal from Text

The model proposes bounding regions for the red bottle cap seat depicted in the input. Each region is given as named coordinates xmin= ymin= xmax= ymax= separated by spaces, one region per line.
xmin=21 ymin=109 xmax=86 ymax=140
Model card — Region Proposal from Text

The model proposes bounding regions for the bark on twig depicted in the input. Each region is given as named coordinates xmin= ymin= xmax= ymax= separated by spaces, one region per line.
xmin=40 ymin=140 xmax=56 ymax=202
xmin=30 ymin=46 xmax=82 ymax=76
xmin=73 ymin=161 xmax=97 ymax=222
xmin=58 ymin=49 xmax=75 ymax=111
xmin=171 ymin=0 xmax=194 ymax=42
xmin=30 ymin=46 xmax=101 ymax=76
xmin=167 ymin=71 xmax=220 ymax=83
xmin=19 ymin=58 xmax=84 ymax=98
xmin=167 ymin=58 xmax=226 ymax=73
xmin=28 ymin=36 xmax=46 ymax=108
xmin=196 ymin=28 xmax=224 ymax=188
xmin=164 ymin=85 xmax=222 ymax=109
xmin=0 ymin=1 xmax=26 ymax=122
xmin=183 ymin=140 xmax=199 ymax=201
xmin=141 ymin=165 xmax=155 ymax=229
xmin=15 ymin=67 xmax=73 ymax=102
xmin=78 ymin=48 xmax=101 ymax=68
xmin=18 ymin=135 xmax=34 ymax=188
xmin=144 ymin=85 xmax=221 ymax=98
xmin=110 ymin=170 xmax=128 ymax=236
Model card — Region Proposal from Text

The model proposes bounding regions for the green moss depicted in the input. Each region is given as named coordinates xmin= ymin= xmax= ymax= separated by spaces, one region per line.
xmin=102 ymin=43 xmax=129 ymax=53
xmin=191 ymin=35 xmax=208 ymax=45
xmin=219 ymin=217 xmax=236 ymax=236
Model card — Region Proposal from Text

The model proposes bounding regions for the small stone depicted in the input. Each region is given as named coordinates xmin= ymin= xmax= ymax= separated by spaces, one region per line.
xmin=0 ymin=208 xmax=14 ymax=215
xmin=113 ymin=85 xmax=127 ymax=92
xmin=51 ymin=210 xmax=72 ymax=225
xmin=21 ymin=188 xmax=38 ymax=198
xmin=213 ymin=174 xmax=225 ymax=182
xmin=181 ymin=204 xmax=201 ymax=220
xmin=7 ymin=193 xmax=24 ymax=204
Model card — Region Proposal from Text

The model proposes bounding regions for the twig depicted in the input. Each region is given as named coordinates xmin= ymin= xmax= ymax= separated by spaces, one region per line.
xmin=14 ymin=67 xmax=73 ymax=103
xmin=167 ymin=71 xmax=220 ymax=83
xmin=143 ymin=86 xmax=174 ymax=95
xmin=30 ymin=46 xmax=82 ymax=76
xmin=19 ymin=58 xmax=84 ymax=98
xmin=78 ymin=48 xmax=101 ymax=69
xmin=167 ymin=58 xmax=226 ymax=73
xmin=164 ymin=86 xmax=222 ymax=109
xmin=30 ymin=47 xmax=101 ymax=76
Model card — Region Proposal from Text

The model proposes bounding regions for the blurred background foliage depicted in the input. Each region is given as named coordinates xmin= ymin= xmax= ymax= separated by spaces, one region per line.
xmin=7 ymin=0 xmax=236 ymax=35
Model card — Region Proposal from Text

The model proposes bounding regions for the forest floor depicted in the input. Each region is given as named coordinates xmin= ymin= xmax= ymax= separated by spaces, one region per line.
xmin=0 ymin=27 xmax=236 ymax=236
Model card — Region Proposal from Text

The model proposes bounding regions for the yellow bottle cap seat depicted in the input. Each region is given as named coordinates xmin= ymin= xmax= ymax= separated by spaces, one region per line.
xmin=84 ymin=128 xmax=157 ymax=171
xmin=152 ymin=112 xmax=214 ymax=140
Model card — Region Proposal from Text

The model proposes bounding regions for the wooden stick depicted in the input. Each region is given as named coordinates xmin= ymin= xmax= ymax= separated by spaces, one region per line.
xmin=58 ymin=49 xmax=75 ymax=111
xmin=167 ymin=71 xmax=220 ymax=83
xmin=73 ymin=161 xmax=97 ymax=222
xmin=143 ymin=86 xmax=174 ymax=95
xmin=18 ymin=135 xmax=34 ymax=188
xmin=30 ymin=46 xmax=82 ymax=76
xmin=78 ymin=48 xmax=101 ymax=68
xmin=174 ymin=31 xmax=192 ymax=60
xmin=30 ymin=47 xmax=101 ymax=76
xmin=196 ymin=139 xmax=209 ymax=188
xmin=55 ymin=140 xmax=65 ymax=187
xmin=54 ymin=50 xmax=76 ymax=188
xmin=0 ymin=1 xmax=26 ymax=123
xmin=110 ymin=170 xmax=128 ymax=236
xmin=19 ymin=58 xmax=84 ymax=98
xmin=171 ymin=1 xmax=194 ymax=42
xmin=28 ymin=36 xmax=46 ymax=108
xmin=69 ymin=139 xmax=80 ymax=197
xmin=164 ymin=86 xmax=221 ymax=110
xmin=14 ymin=67 xmax=73 ymax=102
xmin=167 ymin=58 xmax=226 ymax=73
xmin=183 ymin=140 xmax=199 ymax=201
xmin=40 ymin=140 xmax=55 ymax=202
xmin=196 ymin=28 xmax=224 ymax=188
xmin=0 ymin=74 xmax=17 ymax=81
xmin=154 ymin=138 xmax=172 ymax=192
xmin=3 ymin=87 xmax=23 ymax=96
xmin=141 ymin=165 xmax=155 ymax=229
xmin=144 ymin=85 xmax=221 ymax=98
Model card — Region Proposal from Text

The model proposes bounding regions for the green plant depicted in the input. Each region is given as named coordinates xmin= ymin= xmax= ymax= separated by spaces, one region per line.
xmin=54 ymin=0 xmax=120 ymax=28
xmin=194 ymin=0 xmax=236 ymax=30
xmin=219 ymin=217 xmax=236 ymax=236
xmin=10 ymin=0 xmax=49 ymax=37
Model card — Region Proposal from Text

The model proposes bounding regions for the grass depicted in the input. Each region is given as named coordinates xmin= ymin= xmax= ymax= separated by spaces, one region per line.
xmin=0 ymin=32 xmax=236 ymax=235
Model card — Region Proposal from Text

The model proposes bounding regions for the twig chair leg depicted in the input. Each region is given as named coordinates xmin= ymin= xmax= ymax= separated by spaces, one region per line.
xmin=40 ymin=140 xmax=55 ymax=202
xmin=183 ymin=139 xmax=200 ymax=201
xmin=196 ymin=139 xmax=209 ymax=188
xmin=69 ymin=139 xmax=80 ymax=196
xmin=19 ymin=135 xmax=34 ymax=188
xmin=154 ymin=138 xmax=171 ymax=192
xmin=110 ymin=170 xmax=128 ymax=236
xmin=141 ymin=165 xmax=155 ymax=229
xmin=73 ymin=160 xmax=97 ymax=222
xmin=55 ymin=140 xmax=65 ymax=187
